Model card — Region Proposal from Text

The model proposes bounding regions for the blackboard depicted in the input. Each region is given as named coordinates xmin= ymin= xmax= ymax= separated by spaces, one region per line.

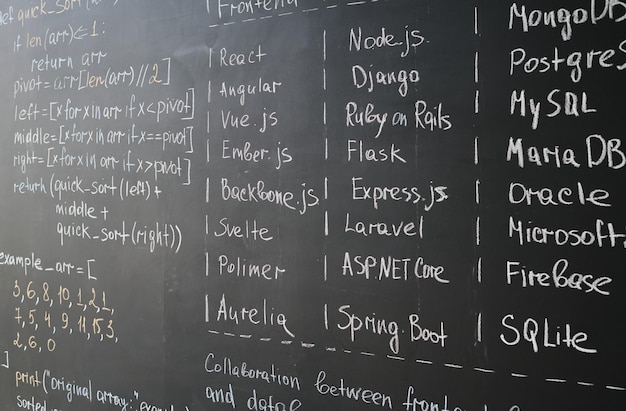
xmin=1 ymin=0 xmax=624 ymax=410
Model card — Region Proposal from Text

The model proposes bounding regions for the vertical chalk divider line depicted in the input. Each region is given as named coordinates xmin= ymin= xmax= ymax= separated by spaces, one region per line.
xmin=206 ymin=178 xmax=210 ymax=203
xmin=323 ymin=29 xmax=328 ymax=153
xmin=205 ymin=174 xmax=210 ymax=276
xmin=206 ymin=74 xmax=211 ymax=241
xmin=474 ymin=5 xmax=483 ymax=343
xmin=323 ymin=29 xmax=329 ymax=282
xmin=205 ymin=294 xmax=210 ymax=323
xmin=205 ymin=46 xmax=213 ymax=330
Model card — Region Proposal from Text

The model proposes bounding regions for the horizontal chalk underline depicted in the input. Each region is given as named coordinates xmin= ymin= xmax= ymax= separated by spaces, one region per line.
xmin=206 ymin=329 xmax=624 ymax=392
xmin=208 ymin=0 xmax=379 ymax=29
